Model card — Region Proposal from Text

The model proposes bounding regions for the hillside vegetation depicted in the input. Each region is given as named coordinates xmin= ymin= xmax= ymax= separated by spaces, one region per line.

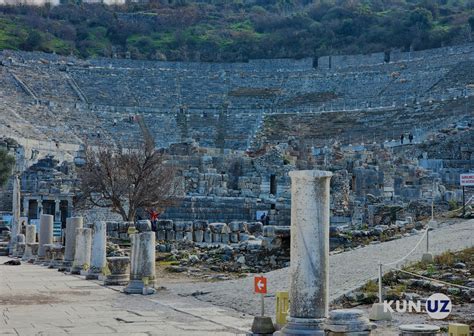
xmin=0 ymin=0 xmax=473 ymax=62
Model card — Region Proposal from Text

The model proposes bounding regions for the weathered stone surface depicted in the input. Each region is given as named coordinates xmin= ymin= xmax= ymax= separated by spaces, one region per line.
xmin=124 ymin=232 xmax=156 ymax=294
xmin=71 ymin=228 xmax=92 ymax=275
xmin=136 ymin=220 xmax=152 ymax=232
xmin=38 ymin=214 xmax=54 ymax=259
xmin=86 ymin=221 xmax=107 ymax=280
xmin=104 ymin=256 xmax=130 ymax=286
xmin=64 ymin=217 xmax=83 ymax=268
xmin=280 ymin=170 xmax=332 ymax=336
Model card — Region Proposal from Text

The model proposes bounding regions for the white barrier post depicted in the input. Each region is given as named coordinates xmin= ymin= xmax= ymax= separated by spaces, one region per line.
xmin=422 ymin=227 xmax=433 ymax=263
xmin=369 ymin=262 xmax=392 ymax=321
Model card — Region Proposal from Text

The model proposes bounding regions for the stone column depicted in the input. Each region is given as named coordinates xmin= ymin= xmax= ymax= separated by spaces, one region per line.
xmin=22 ymin=224 xmax=36 ymax=261
xmin=86 ymin=221 xmax=107 ymax=280
xmin=124 ymin=232 xmax=156 ymax=294
xmin=280 ymin=170 xmax=332 ymax=336
xmin=37 ymin=214 xmax=54 ymax=260
xmin=54 ymin=199 xmax=61 ymax=223
xmin=63 ymin=217 xmax=83 ymax=270
xmin=9 ymin=175 xmax=21 ymax=255
xmin=71 ymin=228 xmax=92 ymax=275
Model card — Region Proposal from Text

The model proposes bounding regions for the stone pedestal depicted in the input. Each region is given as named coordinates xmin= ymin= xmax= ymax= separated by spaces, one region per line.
xmin=49 ymin=245 xmax=64 ymax=269
xmin=63 ymin=217 xmax=83 ymax=270
xmin=13 ymin=234 xmax=25 ymax=257
xmin=22 ymin=225 xmax=36 ymax=261
xmin=42 ymin=244 xmax=54 ymax=266
xmin=37 ymin=214 xmax=54 ymax=261
xmin=124 ymin=232 xmax=156 ymax=294
xmin=326 ymin=309 xmax=375 ymax=335
xmin=27 ymin=243 xmax=39 ymax=263
xmin=71 ymin=228 xmax=92 ymax=275
xmin=16 ymin=243 xmax=26 ymax=258
xmin=104 ymin=256 xmax=130 ymax=286
xmin=279 ymin=170 xmax=332 ymax=336
xmin=86 ymin=221 xmax=107 ymax=280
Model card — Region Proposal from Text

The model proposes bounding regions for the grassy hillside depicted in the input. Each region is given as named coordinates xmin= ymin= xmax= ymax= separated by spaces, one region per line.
xmin=0 ymin=0 xmax=473 ymax=62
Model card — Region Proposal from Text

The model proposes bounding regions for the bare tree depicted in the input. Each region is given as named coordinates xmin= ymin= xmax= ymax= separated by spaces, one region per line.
xmin=77 ymin=137 xmax=180 ymax=222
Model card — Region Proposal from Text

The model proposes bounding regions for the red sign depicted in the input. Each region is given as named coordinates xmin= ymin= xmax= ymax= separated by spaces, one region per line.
xmin=254 ymin=276 xmax=267 ymax=294
xmin=460 ymin=174 xmax=474 ymax=187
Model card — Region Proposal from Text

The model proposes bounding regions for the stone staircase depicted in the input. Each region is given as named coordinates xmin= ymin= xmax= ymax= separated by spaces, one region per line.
xmin=0 ymin=220 xmax=11 ymax=256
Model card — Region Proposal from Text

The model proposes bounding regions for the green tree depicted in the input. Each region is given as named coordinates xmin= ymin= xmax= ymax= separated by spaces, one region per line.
xmin=0 ymin=149 xmax=15 ymax=187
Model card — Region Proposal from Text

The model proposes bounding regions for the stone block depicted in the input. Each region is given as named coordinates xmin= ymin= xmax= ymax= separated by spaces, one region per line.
xmin=263 ymin=226 xmax=276 ymax=237
xmin=166 ymin=230 xmax=176 ymax=241
xmin=221 ymin=233 xmax=229 ymax=244
xmin=176 ymin=231 xmax=184 ymax=241
xmin=230 ymin=233 xmax=239 ymax=243
xmin=185 ymin=232 xmax=193 ymax=241
xmin=245 ymin=222 xmax=263 ymax=235
xmin=212 ymin=233 xmax=221 ymax=243
xmin=157 ymin=220 xmax=173 ymax=231
xmin=209 ymin=222 xmax=226 ymax=233
xmin=204 ymin=230 xmax=212 ymax=243
xmin=228 ymin=221 xmax=241 ymax=232
xmin=156 ymin=230 xmax=166 ymax=241
xmin=193 ymin=230 xmax=203 ymax=243
xmin=193 ymin=220 xmax=208 ymax=231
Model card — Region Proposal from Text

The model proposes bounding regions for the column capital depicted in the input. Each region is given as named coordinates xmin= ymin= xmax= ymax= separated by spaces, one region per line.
xmin=289 ymin=170 xmax=333 ymax=180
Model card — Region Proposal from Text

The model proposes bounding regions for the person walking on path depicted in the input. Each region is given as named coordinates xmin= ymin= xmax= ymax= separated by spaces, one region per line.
xmin=400 ymin=133 xmax=404 ymax=145
xmin=408 ymin=132 xmax=414 ymax=144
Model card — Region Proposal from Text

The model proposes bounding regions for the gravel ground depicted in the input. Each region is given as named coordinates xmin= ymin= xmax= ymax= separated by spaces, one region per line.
xmin=164 ymin=219 xmax=474 ymax=317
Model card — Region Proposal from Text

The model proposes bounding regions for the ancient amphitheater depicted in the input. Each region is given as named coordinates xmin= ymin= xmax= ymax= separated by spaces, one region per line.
xmin=1 ymin=44 xmax=473 ymax=151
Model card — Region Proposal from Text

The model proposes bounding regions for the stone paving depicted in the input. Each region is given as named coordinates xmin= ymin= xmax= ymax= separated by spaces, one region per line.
xmin=0 ymin=259 xmax=252 ymax=335
xmin=165 ymin=219 xmax=474 ymax=317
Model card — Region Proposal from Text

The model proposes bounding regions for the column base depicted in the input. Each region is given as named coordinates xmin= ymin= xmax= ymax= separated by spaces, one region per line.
xmin=70 ymin=266 xmax=83 ymax=275
xmin=250 ymin=316 xmax=275 ymax=335
xmin=421 ymin=253 xmax=433 ymax=263
xmin=85 ymin=272 xmax=100 ymax=280
xmin=104 ymin=274 xmax=130 ymax=286
xmin=277 ymin=317 xmax=326 ymax=336
xmin=123 ymin=280 xmax=156 ymax=294
xmin=58 ymin=260 xmax=73 ymax=272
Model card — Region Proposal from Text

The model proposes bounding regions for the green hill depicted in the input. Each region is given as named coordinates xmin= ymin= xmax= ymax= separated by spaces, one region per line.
xmin=1 ymin=0 xmax=473 ymax=62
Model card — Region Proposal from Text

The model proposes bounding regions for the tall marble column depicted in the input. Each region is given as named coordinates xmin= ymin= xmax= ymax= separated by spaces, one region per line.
xmin=22 ymin=224 xmax=36 ymax=261
xmin=280 ymin=170 xmax=332 ymax=336
xmin=124 ymin=232 xmax=156 ymax=294
xmin=9 ymin=175 xmax=21 ymax=255
xmin=86 ymin=221 xmax=107 ymax=280
xmin=62 ymin=217 xmax=83 ymax=270
xmin=71 ymin=228 xmax=92 ymax=275
xmin=37 ymin=214 xmax=54 ymax=260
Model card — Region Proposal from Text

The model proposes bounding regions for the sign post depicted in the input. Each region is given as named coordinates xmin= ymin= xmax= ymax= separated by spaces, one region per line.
xmin=460 ymin=174 xmax=474 ymax=216
xmin=254 ymin=275 xmax=267 ymax=317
